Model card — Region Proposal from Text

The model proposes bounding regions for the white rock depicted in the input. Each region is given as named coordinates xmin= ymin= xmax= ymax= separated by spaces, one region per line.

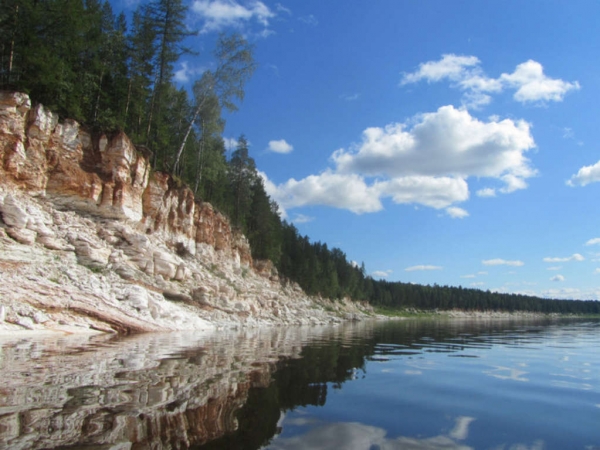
xmin=0 ymin=194 xmax=29 ymax=228
xmin=174 ymin=263 xmax=190 ymax=281
xmin=71 ymin=237 xmax=111 ymax=268
xmin=122 ymin=285 xmax=149 ymax=310
xmin=6 ymin=227 xmax=36 ymax=245
xmin=27 ymin=103 xmax=58 ymax=142
xmin=153 ymin=250 xmax=179 ymax=280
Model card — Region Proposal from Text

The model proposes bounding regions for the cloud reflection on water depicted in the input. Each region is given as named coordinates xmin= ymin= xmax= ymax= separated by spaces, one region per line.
xmin=484 ymin=366 xmax=529 ymax=382
xmin=268 ymin=416 xmax=476 ymax=450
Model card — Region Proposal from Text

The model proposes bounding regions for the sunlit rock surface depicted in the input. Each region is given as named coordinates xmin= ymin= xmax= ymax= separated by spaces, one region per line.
xmin=0 ymin=92 xmax=375 ymax=333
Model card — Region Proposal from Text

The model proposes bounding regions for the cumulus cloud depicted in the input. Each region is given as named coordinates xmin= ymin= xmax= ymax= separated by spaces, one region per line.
xmin=405 ymin=265 xmax=443 ymax=272
xmin=476 ymin=188 xmax=496 ymax=197
xmin=586 ymin=238 xmax=600 ymax=246
xmin=595 ymin=268 xmax=600 ymax=274
xmin=550 ymin=275 xmax=565 ymax=282
xmin=193 ymin=0 xmax=275 ymax=33
xmin=262 ymin=97 xmax=537 ymax=216
xmin=267 ymin=139 xmax=293 ymax=154
xmin=543 ymin=253 xmax=584 ymax=263
xmin=461 ymin=274 xmax=476 ymax=279
xmin=482 ymin=259 xmax=524 ymax=267
xmin=567 ymin=159 xmax=600 ymax=187
xmin=446 ymin=206 xmax=469 ymax=219
xmin=401 ymin=54 xmax=580 ymax=108
xmin=547 ymin=266 xmax=562 ymax=271
xmin=334 ymin=106 xmax=535 ymax=180
xmin=264 ymin=170 xmax=383 ymax=214
xmin=377 ymin=176 xmax=469 ymax=209
xmin=500 ymin=60 xmax=580 ymax=103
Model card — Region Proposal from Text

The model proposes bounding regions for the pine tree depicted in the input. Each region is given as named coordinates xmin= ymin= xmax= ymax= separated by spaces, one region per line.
xmin=143 ymin=0 xmax=194 ymax=165
xmin=227 ymin=136 xmax=257 ymax=231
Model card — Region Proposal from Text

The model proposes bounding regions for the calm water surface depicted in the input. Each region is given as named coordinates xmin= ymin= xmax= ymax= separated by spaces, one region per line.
xmin=0 ymin=319 xmax=599 ymax=449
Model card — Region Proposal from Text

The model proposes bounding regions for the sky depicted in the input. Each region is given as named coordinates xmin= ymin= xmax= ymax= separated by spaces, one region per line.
xmin=114 ymin=0 xmax=600 ymax=300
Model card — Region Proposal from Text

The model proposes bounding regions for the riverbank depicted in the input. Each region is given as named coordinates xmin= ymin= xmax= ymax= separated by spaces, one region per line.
xmin=0 ymin=184 xmax=377 ymax=334
xmin=0 ymin=92 xmax=378 ymax=334
xmin=373 ymin=306 xmax=597 ymax=320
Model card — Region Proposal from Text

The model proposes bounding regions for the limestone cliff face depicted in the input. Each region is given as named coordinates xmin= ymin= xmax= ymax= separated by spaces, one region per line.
xmin=0 ymin=91 xmax=373 ymax=334
xmin=0 ymin=91 xmax=250 ymax=265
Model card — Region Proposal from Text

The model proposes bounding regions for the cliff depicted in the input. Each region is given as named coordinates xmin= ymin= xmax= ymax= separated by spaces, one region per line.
xmin=0 ymin=91 xmax=373 ymax=334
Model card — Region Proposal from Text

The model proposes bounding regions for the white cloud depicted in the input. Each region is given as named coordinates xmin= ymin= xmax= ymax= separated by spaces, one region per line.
xmin=586 ymin=238 xmax=600 ymax=246
xmin=482 ymin=259 xmax=524 ymax=267
xmin=567 ymin=159 xmax=600 ymax=187
xmin=174 ymin=61 xmax=190 ymax=83
xmin=541 ymin=287 xmax=583 ymax=300
xmin=193 ymin=0 xmax=275 ymax=33
xmin=595 ymin=268 xmax=600 ymax=274
xmin=476 ymin=188 xmax=496 ymax=197
xmin=563 ymin=127 xmax=574 ymax=139
xmin=291 ymin=213 xmax=313 ymax=224
xmin=405 ymin=265 xmax=443 ymax=272
xmin=550 ymin=275 xmax=565 ymax=282
xmin=340 ymin=93 xmax=360 ymax=101
xmin=446 ymin=206 xmax=469 ymax=219
xmin=401 ymin=54 xmax=481 ymax=85
xmin=547 ymin=266 xmax=562 ymax=271
xmin=223 ymin=137 xmax=239 ymax=151
xmin=264 ymin=170 xmax=383 ymax=214
xmin=478 ymin=271 xmax=488 ymax=275
xmin=333 ymin=105 xmax=536 ymax=193
xmin=543 ymin=253 xmax=584 ymax=263
xmin=402 ymin=54 xmax=580 ymax=107
xmin=372 ymin=270 xmax=392 ymax=278
xmin=174 ymin=61 xmax=206 ymax=84
xmin=299 ymin=14 xmax=318 ymax=26
xmin=275 ymin=3 xmax=291 ymax=14
xmin=378 ymin=176 xmax=469 ymax=209
xmin=263 ymin=99 xmax=537 ymax=215
xmin=267 ymin=139 xmax=293 ymax=154
xmin=471 ymin=282 xmax=485 ymax=287
xmin=461 ymin=274 xmax=476 ymax=279
xmin=500 ymin=60 xmax=580 ymax=104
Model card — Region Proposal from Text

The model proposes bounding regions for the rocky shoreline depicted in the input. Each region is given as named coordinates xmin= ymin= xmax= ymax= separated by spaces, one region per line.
xmin=0 ymin=91 xmax=375 ymax=334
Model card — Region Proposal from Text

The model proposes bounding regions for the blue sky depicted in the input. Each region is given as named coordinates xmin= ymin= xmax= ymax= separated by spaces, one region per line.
xmin=115 ymin=0 xmax=600 ymax=300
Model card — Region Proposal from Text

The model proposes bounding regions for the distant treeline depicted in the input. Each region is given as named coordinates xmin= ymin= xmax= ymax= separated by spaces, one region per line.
xmin=277 ymin=225 xmax=600 ymax=315
xmin=2 ymin=0 xmax=598 ymax=315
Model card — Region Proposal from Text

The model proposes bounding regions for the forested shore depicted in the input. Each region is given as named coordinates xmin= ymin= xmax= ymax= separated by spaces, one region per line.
xmin=2 ymin=0 xmax=599 ymax=317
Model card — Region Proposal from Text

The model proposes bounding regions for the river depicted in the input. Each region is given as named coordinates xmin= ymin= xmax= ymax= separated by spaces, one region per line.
xmin=0 ymin=318 xmax=598 ymax=449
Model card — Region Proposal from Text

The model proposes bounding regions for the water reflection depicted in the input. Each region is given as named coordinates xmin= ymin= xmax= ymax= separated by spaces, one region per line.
xmin=0 ymin=319 xmax=598 ymax=449
xmin=266 ymin=419 xmax=475 ymax=450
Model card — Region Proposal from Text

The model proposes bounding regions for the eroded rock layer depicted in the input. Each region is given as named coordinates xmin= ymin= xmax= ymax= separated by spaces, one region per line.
xmin=0 ymin=91 xmax=374 ymax=333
